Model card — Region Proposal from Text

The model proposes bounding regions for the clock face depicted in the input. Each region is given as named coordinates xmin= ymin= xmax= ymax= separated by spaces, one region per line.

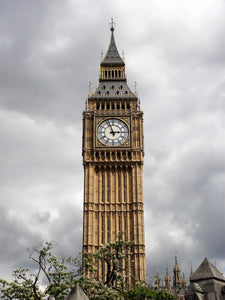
xmin=97 ymin=118 xmax=129 ymax=146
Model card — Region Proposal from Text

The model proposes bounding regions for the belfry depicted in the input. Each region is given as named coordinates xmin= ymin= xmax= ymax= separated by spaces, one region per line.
xmin=82 ymin=20 xmax=146 ymax=283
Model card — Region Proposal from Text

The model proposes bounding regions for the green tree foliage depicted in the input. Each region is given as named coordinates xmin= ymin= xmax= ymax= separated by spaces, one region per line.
xmin=0 ymin=242 xmax=80 ymax=300
xmin=83 ymin=234 xmax=132 ymax=288
xmin=123 ymin=284 xmax=176 ymax=300
xmin=0 ymin=241 xmax=176 ymax=300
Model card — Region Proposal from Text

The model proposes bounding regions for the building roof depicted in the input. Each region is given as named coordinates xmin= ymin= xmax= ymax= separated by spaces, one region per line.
xmin=191 ymin=257 xmax=225 ymax=282
xmin=90 ymin=80 xmax=136 ymax=98
xmin=101 ymin=20 xmax=124 ymax=66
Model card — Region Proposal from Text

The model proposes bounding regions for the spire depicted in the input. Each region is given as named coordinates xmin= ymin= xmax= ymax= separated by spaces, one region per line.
xmin=190 ymin=262 xmax=193 ymax=280
xmin=155 ymin=269 xmax=160 ymax=288
xmin=182 ymin=271 xmax=187 ymax=287
xmin=165 ymin=265 xmax=171 ymax=292
xmin=173 ymin=251 xmax=182 ymax=288
xmin=101 ymin=18 xmax=124 ymax=66
xmin=89 ymin=19 xmax=136 ymax=99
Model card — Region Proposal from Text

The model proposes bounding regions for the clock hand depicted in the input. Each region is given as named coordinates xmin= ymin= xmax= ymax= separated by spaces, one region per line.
xmin=108 ymin=121 xmax=115 ymax=136
xmin=110 ymin=131 xmax=120 ymax=134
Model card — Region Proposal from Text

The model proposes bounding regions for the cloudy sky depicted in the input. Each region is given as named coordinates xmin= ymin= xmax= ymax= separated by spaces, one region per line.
xmin=1 ymin=0 xmax=225 ymax=284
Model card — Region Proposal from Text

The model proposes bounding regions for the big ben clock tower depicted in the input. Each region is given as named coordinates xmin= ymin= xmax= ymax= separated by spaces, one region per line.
xmin=82 ymin=20 xmax=146 ymax=283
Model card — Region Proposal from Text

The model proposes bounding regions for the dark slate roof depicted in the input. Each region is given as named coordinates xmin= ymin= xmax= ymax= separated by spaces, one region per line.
xmin=101 ymin=25 xmax=124 ymax=66
xmin=191 ymin=257 xmax=225 ymax=282
xmin=89 ymin=80 xmax=136 ymax=98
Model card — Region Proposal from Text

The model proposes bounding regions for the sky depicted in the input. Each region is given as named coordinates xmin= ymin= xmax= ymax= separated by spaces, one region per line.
xmin=0 ymin=0 xmax=225 ymax=284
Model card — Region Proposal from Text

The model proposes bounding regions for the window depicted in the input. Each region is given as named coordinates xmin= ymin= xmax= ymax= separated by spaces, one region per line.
xmin=107 ymin=216 xmax=110 ymax=242
xmin=124 ymin=215 xmax=126 ymax=239
xmin=101 ymin=214 xmax=104 ymax=243
xmin=102 ymin=173 xmax=104 ymax=202
xmin=123 ymin=174 xmax=126 ymax=202
xmin=107 ymin=173 xmax=110 ymax=202
xmin=118 ymin=173 xmax=121 ymax=202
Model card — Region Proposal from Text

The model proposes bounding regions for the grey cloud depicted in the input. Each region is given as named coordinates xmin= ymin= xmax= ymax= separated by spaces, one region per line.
xmin=1 ymin=0 xmax=224 ymax=283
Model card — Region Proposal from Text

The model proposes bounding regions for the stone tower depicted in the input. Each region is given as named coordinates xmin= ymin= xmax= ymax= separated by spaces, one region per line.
xmin=173 ymin=254 xmax=182 ymax=288
xmin=82 ymin=20 xmax=146 ymax=284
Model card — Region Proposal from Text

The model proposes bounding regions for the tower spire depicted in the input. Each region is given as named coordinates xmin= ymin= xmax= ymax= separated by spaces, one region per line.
xmin=89 ymin=19 xmax=136 ymax=98
xmin=101 ymin=19 xmax=124 ymax=66
xmin=173 ymin=251 xmax=182 ymax=288
xmin=165 ymin=264 xmax=171 ymax=292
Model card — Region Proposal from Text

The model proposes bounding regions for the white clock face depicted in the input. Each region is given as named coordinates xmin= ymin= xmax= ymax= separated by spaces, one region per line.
xmin=97 ymin=118 xmax=129 ymax=146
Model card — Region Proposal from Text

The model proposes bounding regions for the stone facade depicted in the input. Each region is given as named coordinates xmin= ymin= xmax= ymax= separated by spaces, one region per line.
xmin=82 ymin=20 xmax=146 ymax=284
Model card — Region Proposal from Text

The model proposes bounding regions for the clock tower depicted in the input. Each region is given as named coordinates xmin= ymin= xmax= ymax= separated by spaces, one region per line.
xmin=82 ymin=20 xmax=146 ymax=284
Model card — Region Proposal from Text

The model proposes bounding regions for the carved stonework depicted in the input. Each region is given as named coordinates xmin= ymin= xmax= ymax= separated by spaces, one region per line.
xmin=82 ymin=22 xmax=146 ymax=285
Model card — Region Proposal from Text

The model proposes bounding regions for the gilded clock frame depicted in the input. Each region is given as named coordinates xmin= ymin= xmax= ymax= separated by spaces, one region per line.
xmin=95 ymin=116 xmax=131 ymax=148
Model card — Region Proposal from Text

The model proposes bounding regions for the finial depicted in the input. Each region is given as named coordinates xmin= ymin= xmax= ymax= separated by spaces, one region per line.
xmin=109 ymin=18 xmax=115 ymax=31
xmin=190 ymin=261 xmax=193 ymax=279
xmin=134 ymin=81 xmax=137 ymax=94
xmin=101 ymin=50 xmax=103 ymax=61
xmin=88 ymin=82 xmax=92 ymax=94
xmin=166 ymin=262 xmax=169 ymax=272
xmin=122 ymin=50 xmax=125 ymax=61
xmin=175 ymin=250 xmax=178 ymax=261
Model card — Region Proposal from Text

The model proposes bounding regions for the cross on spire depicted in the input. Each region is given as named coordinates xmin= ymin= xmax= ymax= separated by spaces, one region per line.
xmin=110 ymin=18 xmax=115 ymax=31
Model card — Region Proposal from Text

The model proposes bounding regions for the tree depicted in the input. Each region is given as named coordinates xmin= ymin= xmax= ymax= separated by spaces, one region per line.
xmin=0 ymin=241 xmax=176 ymax=300
xmin=0 ymin=242 xmax=80 ymax=300
xmin=83 ymin=234 xmax=133 ymax=288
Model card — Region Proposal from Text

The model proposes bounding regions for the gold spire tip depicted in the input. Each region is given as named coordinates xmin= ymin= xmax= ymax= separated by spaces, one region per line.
xmin=110 ymin=18 xmax=115 ymax=31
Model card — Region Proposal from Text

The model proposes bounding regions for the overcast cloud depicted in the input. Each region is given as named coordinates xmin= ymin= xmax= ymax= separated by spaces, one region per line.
xmin=0 ymin=0 xmax=225 ymax=283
